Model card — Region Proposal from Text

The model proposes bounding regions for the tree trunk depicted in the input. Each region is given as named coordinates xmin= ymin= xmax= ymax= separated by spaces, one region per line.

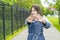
xmin=58 ymin=9 xmax=60 ymax=25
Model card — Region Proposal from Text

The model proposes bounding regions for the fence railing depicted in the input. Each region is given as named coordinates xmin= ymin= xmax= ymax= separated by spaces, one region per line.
xmin=0 ymin=2 xmax=29 ymax=40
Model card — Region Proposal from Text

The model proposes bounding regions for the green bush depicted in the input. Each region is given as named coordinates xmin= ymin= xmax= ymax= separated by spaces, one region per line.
xmin=0 ymin=19 xmax=22 ymax=40
xmin=47 ymin=16 xmax=60 ymax=31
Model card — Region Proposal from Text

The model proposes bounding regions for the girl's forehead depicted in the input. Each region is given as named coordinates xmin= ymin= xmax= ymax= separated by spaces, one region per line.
xmin=32 ymin=7 xmax=34 ymax=10
xmin=31 ymin=7 xmax=35 ymax=10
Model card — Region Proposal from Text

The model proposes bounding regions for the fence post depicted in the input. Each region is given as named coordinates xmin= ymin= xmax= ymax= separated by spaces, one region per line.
xmin=16 ymin=6 xmax=19 ymax=31
xmin=2 ymin=3 xmax=6 ymax=40
xmin=20 ymin=10 xmax=23 ymax=28
xmin=11 ymin=6 xmax=14 ymax=35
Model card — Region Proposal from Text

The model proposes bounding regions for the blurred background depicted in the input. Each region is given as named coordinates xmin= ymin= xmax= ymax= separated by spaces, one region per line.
xmin=0 ymin=0 xmax=60 ymax=40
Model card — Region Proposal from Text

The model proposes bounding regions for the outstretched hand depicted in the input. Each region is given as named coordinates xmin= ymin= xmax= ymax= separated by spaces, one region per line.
xmin=32 ymin=14 xmax=46 ymax=24
xmin=26 ymin=14 xmax=46 ymax=24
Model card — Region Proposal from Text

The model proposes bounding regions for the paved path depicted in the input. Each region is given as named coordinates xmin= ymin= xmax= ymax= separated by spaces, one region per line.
xmin=12 ymin=16 xmax=60 ymax=40
xmin=43 ymin=16 xmax=60 ymax=40
xmin=12 ymin=29 xmax=28 ymax=40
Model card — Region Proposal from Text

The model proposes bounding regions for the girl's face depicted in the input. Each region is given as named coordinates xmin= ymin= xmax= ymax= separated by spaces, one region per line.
xmin=31 ymin=7 xmax=37 ymax=15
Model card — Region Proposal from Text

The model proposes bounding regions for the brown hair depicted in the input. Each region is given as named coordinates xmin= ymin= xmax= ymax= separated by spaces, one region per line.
xmin=30 ymin=4 xmax=43 ymax=16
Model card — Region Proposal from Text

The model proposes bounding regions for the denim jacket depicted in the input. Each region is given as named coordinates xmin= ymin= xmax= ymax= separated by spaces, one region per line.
xmin=25 ymin=19 xmax=51 ymax=40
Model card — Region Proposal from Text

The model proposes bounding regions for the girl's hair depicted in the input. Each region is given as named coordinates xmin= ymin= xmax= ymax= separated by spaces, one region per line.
xmin=30 ymin=4 xmax=43 ymax=16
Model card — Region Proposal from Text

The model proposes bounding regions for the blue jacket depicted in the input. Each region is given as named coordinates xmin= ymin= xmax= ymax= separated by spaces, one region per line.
xmin=25 ymin=20 xmax=51 ymax=40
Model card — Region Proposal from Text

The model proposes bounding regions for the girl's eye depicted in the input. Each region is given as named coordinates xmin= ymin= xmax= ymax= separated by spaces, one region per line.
xmin=31 ymin=10 xmax=36 ymax=12
xmin=32 ymin=10 xmax=36 ymax=11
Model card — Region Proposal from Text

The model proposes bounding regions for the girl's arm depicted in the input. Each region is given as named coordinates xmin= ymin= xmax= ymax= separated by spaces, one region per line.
xmin=35 ymin=15 xmax=51 ymax=29
xmin=42 ymin=21 xmax=51 ymax=29
xmin=25 ymin=16 xmax=34 ymax=26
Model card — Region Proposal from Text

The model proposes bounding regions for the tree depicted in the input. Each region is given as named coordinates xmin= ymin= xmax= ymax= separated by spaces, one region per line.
xmin=45 ymin=0 xmax=60 ymax=24
xmin=55 ymin=0 xmax=60 ymax=24
xmin=17 ymin=0 xmax=42 ymax=9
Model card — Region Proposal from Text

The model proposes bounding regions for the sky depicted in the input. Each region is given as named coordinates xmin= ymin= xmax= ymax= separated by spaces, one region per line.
xmin=40 ymin=0 xmax=56 ymax=7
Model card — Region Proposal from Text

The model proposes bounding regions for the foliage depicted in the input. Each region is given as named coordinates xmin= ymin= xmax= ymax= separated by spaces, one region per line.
xmin=47 ymin=16 xmax=60 ymax=31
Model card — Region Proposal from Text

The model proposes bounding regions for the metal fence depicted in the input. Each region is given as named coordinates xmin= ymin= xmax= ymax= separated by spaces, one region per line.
xmin=0 ymin=2 xmax=29 ymax=40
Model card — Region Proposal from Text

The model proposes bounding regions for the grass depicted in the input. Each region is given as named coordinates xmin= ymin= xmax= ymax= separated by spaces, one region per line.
xmin=47 ymin=16 xmax=60 ymax=31
xmin=6 ymin=26 xmax=27 ymax=40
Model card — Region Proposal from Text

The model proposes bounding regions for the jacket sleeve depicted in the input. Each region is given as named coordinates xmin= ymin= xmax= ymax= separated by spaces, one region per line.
xmin=25 ymin=19 xmax=31 ymax=26
xmin=43 ymin=21 xmax=51 ymax=29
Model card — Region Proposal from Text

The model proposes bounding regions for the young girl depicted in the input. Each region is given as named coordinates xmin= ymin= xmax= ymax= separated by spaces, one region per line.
xmin=25 ymin=4 xmax=50 ymax=40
